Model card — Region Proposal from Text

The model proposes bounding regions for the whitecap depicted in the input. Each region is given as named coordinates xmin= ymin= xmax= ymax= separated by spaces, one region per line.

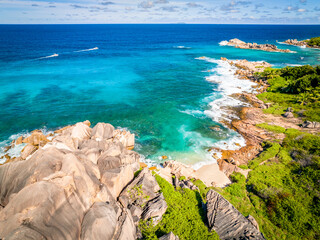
xmin=74 ymin=47 xmax=99 ymax=53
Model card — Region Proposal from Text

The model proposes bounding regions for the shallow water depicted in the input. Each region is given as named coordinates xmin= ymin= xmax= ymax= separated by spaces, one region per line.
xmin=0 ymin=24 xmax=319 ymax=165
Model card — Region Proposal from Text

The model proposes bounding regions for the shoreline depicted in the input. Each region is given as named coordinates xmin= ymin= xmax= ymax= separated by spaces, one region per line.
xmin=0 ymin=57 xmax=278 ymax=188
xmin=0 ymin=55 xmax=317 ymax=189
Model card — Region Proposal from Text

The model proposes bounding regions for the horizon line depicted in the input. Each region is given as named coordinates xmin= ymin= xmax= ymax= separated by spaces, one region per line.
xmin=1 ymin=23 xmax=320 ymax=25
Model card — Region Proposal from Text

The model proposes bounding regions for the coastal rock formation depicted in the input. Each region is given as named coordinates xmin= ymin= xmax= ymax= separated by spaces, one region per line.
xmin=284 ymin=39 xmax=308 ymax=47
xmin=220 ymin=57 xmax=271 ymax=86
xmin=0 ymin=121 xmax=165 ymax=240
xmin=206 ymin=190 xmax=265 ymax=240
xmin=225 ymin=38 xmax=292 ymax=53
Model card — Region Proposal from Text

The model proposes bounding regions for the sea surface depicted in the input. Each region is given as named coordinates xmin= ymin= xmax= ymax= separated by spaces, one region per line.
xmin=1 ymin=24 xmax=320 ymax=166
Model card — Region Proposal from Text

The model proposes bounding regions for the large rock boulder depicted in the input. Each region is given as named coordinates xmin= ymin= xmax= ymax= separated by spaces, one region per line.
xmin=91 ymin=122 xmax=114 ymax=140
xmin=0 ymin=121 xmax=145 ymax=240
xmin=206 ymin=190 xmax=265 ymax=240
xmin=80 ymin=202 xmax=118 ymax=240
xmin=141 ymin=193 xmax=167 ymax=224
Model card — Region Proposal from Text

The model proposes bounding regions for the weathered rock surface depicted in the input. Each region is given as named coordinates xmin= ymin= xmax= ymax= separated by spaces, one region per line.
xmin=226 ymin=38 xmax=292 ymax=53
xmin=0 ymin=121 xmax=160 ymax=240
xmin=302 ymin=120 xmax=320 ymax=129
xmin=206 ymin=190 xmax=265 ymax=240
xmin=118 ymin=168 xmax=167 ymax=226
xmin=159 ymin=232 xmax=180 ymax=240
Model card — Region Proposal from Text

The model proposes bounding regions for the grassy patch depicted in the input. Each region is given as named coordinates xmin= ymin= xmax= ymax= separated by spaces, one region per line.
xmin=140 ymin=175 xmax=220 ymax=240
xmin=256 ymin=65 xmax=320 ymax=122
xmin=248 ymin=142 xmax=281 ymax=169
xmin=256 ymin=123 xmax=286 ymax=133
xmin=218 ymin=128 xmax=320 ymax=240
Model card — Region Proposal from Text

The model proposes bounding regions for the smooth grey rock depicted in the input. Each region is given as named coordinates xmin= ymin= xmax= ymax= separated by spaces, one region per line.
xmin=141 ymin=193 xmax=167 ymax=225
xmin=206 ymin=190 xmax=265 ymax=240
xmin=283 ymin=112 xmax=294 ymax=118
xmin=81 ymin=202 xmax=117 ymax=240
xmin=97 ymin=155 xmax=122 ymax=174
xmin=101 ymin=165 xmax=134 ymax=199
xmin=159 ymin=232 xmax=180 ymax=240
xmin=92 ymin=122 xmax=114 ymax=140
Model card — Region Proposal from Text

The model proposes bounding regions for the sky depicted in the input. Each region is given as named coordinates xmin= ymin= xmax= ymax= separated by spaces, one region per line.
xmin=0 ymin=0 xmax=320 ymax=24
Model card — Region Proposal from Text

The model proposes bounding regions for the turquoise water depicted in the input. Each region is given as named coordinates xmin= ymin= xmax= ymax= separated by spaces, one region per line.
xmin=0 ymin=25 xmax=319 ymax=165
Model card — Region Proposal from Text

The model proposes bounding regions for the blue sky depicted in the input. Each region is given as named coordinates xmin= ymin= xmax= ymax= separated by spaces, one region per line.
xmin=0 ymin=0 xmax=319 ymax=24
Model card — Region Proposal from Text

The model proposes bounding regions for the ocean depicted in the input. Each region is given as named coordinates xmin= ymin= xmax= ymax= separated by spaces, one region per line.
xmin=0 ymin=24 xmax=320 ymax=166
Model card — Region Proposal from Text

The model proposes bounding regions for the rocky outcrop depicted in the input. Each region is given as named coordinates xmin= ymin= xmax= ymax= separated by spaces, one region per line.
xmin=118 ymin=168 xmax=167 ymax=226
xmin=206 ymin=190 xmax=265 ymax=240
xmin=0 ymin=121 xmax=163 ymax=240
xmin=225 ymin=38 xmax=293 ymax=53
xmin=221 ymin=57 xmax=271 ymax=82
xmin=302 ymin=121 xmax=320 ymax=129
xmin=283 ymin=39 xmax=320 ymax=49
xmin=159 ymin=232 xmax=180 ymax=240
xmin=284 ymin=39 xmax=308 ymax=47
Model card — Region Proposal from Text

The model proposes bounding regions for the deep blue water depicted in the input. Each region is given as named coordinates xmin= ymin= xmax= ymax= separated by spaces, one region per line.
xmin=0 ymin=24 xmax=320 ymax=165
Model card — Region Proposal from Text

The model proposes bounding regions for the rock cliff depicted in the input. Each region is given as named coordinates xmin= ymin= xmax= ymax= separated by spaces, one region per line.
xmin=0 ymin=121 xmax=166 ymax=240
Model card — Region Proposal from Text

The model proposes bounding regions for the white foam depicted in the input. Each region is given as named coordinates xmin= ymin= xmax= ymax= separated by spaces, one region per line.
xmin=74 ymin=47 xmax=99 ymax=53
xmin=179 ymin=109 xmax=206 ymax=119
xmin=219 ymin=40 xmax=229 ymax=46
xmin=197 ymin=57 xmax=256 ymax=123
xmin=0 ymin=127 xmax=54 ymax=164
xmin=35 ymin=53 xmax=59 ymax=60
xmin=174 ymin=46 xmax=191 ymax=49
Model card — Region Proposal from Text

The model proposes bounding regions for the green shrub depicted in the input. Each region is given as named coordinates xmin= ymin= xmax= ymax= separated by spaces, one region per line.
xmin=307 ymin=36 xmax=320 ymax=47
xmin=256 ymin=65 xmax=320 ymax=121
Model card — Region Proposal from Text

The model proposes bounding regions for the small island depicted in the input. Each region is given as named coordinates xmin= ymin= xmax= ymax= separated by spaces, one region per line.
xmin=223 ymin=38 xmax=293 ymax=53
xmin=284 ymin=36 xmax=320 ymax=49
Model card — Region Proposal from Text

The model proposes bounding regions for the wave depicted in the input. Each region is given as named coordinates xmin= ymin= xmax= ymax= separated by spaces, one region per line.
xmin=74 ymin=47 xmax=99 ymax=53
xmin=219 ymin=40 xmax=229 ymax=46
xmin=174 ymin=46 xmax=191 ymax=49
xmin=35 ymin=53 xmax=59 ymax=60
xmin=179 ymin=109 xmax=206 ymax=119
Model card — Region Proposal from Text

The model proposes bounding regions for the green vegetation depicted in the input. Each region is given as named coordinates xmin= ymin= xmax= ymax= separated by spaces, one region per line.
xmin=139 ymin=175 xmax=219 ymax=240
xmin=306 ymin=36 xmax=320 ymax=47
xmin=217 ymin=129 xmax=320 ymax=239
xmin=256 ymin=123 xmax=286 ymax=133
xmin=256 ymin=65 xmax=320 ymax=121
xmin=248 ymin=141 xmax=281 ymax=169
xmin=215 ymin=64 xmax=320 ymax=239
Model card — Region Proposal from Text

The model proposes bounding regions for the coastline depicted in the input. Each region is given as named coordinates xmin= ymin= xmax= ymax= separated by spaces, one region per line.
xmin=0 ymin=57 xmax=288 ymax=188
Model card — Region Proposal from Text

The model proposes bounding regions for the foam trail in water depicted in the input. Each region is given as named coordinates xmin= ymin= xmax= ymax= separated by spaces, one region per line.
xmin=35 ymin=53 xmax=59 ymax=60
xmin=74 ymin=47 xmax=99 ymax=53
